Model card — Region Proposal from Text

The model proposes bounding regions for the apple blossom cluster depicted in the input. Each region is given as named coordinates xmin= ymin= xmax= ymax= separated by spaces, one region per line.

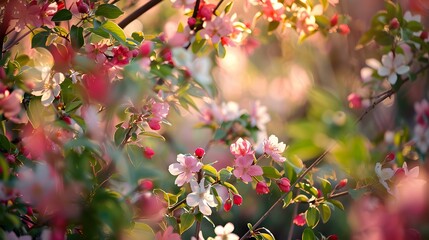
xmin=348 ymin=7 xmax=429 ymax=109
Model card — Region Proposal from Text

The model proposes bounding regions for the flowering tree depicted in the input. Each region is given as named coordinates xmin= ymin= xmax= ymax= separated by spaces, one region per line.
xmin=0 ymin=0 xmax=427 ymax=240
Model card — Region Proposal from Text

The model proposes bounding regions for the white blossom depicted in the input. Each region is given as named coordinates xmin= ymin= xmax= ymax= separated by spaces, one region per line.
xmin=377 ymin=52 xmax=410 ymax=85
xmin=214 ymin=223 xmax=239 ymax=240
xmin=186 ymin=179 xmax=217 ymax=215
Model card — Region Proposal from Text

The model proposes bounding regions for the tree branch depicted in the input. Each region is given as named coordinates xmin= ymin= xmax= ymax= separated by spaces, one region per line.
xmin=118 ymin=0 xmax=164 ymax=29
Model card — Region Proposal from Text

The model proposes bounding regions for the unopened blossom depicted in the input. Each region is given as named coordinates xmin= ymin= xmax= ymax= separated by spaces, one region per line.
xmin=262 ymin=0 xmax=285 ymax=22
xmin=148 ymin=100 xmax=170 ymax=131
xmin=214 ymin=222 xmax=239 ymax=240
xmin=155 ymin=226 xmax=181 ymax=240
xmin=413 ymin=124 xmax=429 ymax=153
xmin=186 ymin=179 xmax=217 ymax=215
xmin=31 ymin=67 xmax=65 ymax=106
xmin=144 ymin=147 xmax=155 ymax=159
xmin=200 ymin=16 xmax=234 ymax=44
xmin=263 ymin=135 xmax=286 ymax=163
xmin=276 ymin=177 xmax=291 ymax=192
xmin=375 ymin=162 xmax=395 ymax=193
xmin=347 ymin=93 xmax=362 ymax=109
xmin=169 ymin=154 xmax=203 ymax=186
xmin=377 ymin=52 xmax=410 ymax=85
xmin=293 ymin=213 xmax=306 ymax=226
xmin=255 ymin=181 xmax=270 ymax=194
xmin=230 ymin=138 xmax=253 ymax=157
xmin=233 ymin=194 xmax=243 ymax=205
xmin=233 ymin=154 xmax=262 ymax=183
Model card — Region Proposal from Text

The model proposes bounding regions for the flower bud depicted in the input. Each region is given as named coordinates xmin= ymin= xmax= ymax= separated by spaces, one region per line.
xmin=139 ymin=179 xmax=154 ymax=191
xmin=330 ymin=14 xmax=338 ymax=27
xmin=338 ymin=24 xmax=350 ymax=35
xmin=140 ymin=41 xmax=154 ymax=57
xmin=385 ymin=152 xmax=395 ymax=162
xmin=76 ymin=0 xmax=89 ymax=14
xmin=148 ymin=119 xmax=161 ymax=130
xmin=188 ymin=17 xmax=197 ymax=28
xmin=256 ymin=181 xmax=270 ymax=195
xmin=144 ymin=147 xmax=155 ymax=159
xmin=195 ymin=147 xmax=205 ymax=158
xmin=233 ymin=194 xmax=243 ymax=206
xmin=389 ymin=18 xmax=400 ymax=30
xmin=347 ymin=93 xmax=362 ymax=109
xmin=276 ymin=177 xmax=291 ymax=193
xmin=420 ymin=31 xmax=428 ymax=40
xmin=327 ymin=235 xmax=338 ymax=240
xmin=224 ymin=198 xmax=233 ymax=212
xmin=336 ymin=179 xmax=347 ymax=189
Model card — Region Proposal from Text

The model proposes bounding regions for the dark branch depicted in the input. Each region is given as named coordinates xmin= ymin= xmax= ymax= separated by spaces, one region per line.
xmin=118 ymin=0 xmax=164 ymax=29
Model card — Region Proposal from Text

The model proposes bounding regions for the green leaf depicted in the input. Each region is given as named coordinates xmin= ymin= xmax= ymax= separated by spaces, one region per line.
xmin=305 ymin=207 xmax=320 ymax=228
xmin=406 ymin=21 xmax=423 ymax=32
xmin=268 ymin=21 xmax=280 ymax=32
xmin=219 ymin=168 xmax=232 ymax=182
xmin=70 ymin=25 xmax=84 ymax=50
xmin=302 ymin=228 xmax=315 ymax=240
xmin=114 ymin=127 xmax=127 ymax=146
xmin=179 ymin=213 xmax=195 ymax=234
xmin=65 ymin=100 xmax=82 ymax=113
xmin=259 ymin=233 xmax=275 ymax=240
xmin=32 ymin=30 xmax=50 ymax=48
xmin=328 ymin=199 xmax=344 ymax=210
xmin=224 ymin=1 xmax=234 ymax=14
xmin=223 ymin=181 xmax=239 ymax=194
xmin=215 ymin=43 xmax=226 ymax=58
xmin=319 ymin=203 xmax=331 ymax=223
xmin=282 ymin=191 xmax=293 ymax=208
xmin=0 ymin=156 xmax=9 ymax=181
xmin=95 ymin=4 xmax=124 ymax=19
xmin=51 ymin=9 xmax=72 ymax=21
xmin=0 ymin=134 xmax=13 ymax=152
xmin=374 ymin=31 xmax=394 ymax=46
xmin=192 ymin=39 xmax=207 ymax=54
xmin=132 ymin=32 xmax=144 ymax=42
xmin=315 ymin=15 xmax=330 ymax=28
xmin=140 ymin=131 xmax=166 ymax=141
xmin=320 ymin=179 xmax=332 ymax=196
xmin=320 ymin=0 xmax=328 ymax=10
xmin=294 ymin=194 xmax=309 ymax=202
xmin=203 ymin=164 xmax=219 ymax=179
xmin=262 ymin=166 xmax=282 ymax=179
xmin=27 ymin=98 xmax=56 ymax=128
xmin=100 ymin=20 xmax=126 ymax=43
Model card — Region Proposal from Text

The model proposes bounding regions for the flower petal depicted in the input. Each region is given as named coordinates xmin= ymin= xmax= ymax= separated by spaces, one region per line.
xmin=186 ymin=193 xmax=199 ymax=207
xmin=396 ymin=65 xmax=410 ymax=75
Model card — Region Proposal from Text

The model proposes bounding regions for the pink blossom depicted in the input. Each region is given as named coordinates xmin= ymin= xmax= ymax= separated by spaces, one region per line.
xmin=85 ymin=43 xmax=108 ymax=64
xmin=293 ymin=213 xmax=306 ymax=226
xmin=11 ymin=1 xmax=58 ymax=31
xmin=200 ymin=16 xmax=234 ymax=44
xmin=347 ymin=93 xmax=362 ymax=109
xmin=250 ymin=101 xmax=270 ymax=130
xmin=263 ymin=135 xmax=286 ymax=163
xmin=134 ymin=192 xmax=167 ymax=221
xmin=170 ymin=0 xmax=196 ymax=10
xmin=233 ymin=154 xmax=262 ymax=183
xmin=155 ymin=226 xmax=181 ymax=240
xmin=255 ymin=181 xmax=270 ymax=194
xmin=168 ymin=154 xmax=203 ymax=186
xmin=148 ymin=100 xmax=170 ymax=130
xmin=0 ymin=87 xmax=24 ymax=123
xmin=262 ymin=0 xmax=285 ymax=22
xmin=111 ymin=45 xmax=133 ymax=66
xmin=230 ymin=138 xmax=254 ymax=157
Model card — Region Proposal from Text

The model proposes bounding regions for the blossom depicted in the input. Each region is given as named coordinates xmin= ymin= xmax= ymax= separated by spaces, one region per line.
xmin=144 ymin=147 xmax=155 ymax=159
xmin=155 ymin=226 xmax=181 ymax=240
xmin=374 ymin=162 xmax=395 ymax=193
xmin=230 ymin=138 xmax=253 ymax=157
xmin=0 ymin=87 xmax=24 ymax=123
xmin=377 ymin=52 xmax=410 ymax=85
xmin=168 ymin=154 xmax=203 ymax=186
xmin=293 ymin=213 xmax=306 ymax=226
xmin=276 ymin=177 xmax=291 ymax=192
xmin=262 ymin=0 xmax=285 ymax=22
xmin=233 ymin=194 xmax=243 ymax=205
xmin=263 ymin=135 xmax=286 ymax=163
xmin=171 ymin=48 xmax=213 ymax=84
xmin=200 ymin=16 xmax=234 ymax=44
xmin=31 ymin=66 xmax=65 ymax=106
xmin=256 ymin=181 xmax=270 ymax=194
xmin=413 ymin=124 xmax=429 ymax=153
xmin=170 ymin=0 xmax=196 ymax=10
xmin=186 ymin=179 xmax=217 ymax=215
xmin=347 ymin=93 xmax=362 ymax=109
xmin=250 ymin=101 xmax=270 ymax=130
xmin=111 ymin=45 xmax=133 ymax=66
xmin=214 ymin=222 xmax=239 ymax=240
xmin=233 ymin=154 xmax=263 ymax=183
xmin=414 ymin=99 xmax=429 ymax=126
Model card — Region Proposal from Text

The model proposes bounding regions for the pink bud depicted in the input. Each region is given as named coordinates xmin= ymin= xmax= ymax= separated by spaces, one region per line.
xmin=336 ymin=179 xmax=347 ymax=189
xmin=293 ymin=213 xmax=306 ymax=226
xmin=194 ymin=147 xmax=205 ymax=158
xmin=62 ymin=116 xmax=72 ymax=125
xmin=140 ymin=41 xmax=154 ymax=57
xmin=233 ymin=194 xmax=243 ymax=206
xmin=76 ymin=0 xmax=89 ymax=13
xmin=27 ymin=206 xmax=34 ymax=216
xmin=389 ymin=18 xmax=400 ymax=30
xmin=139 ymin=179 xmax=154 ymax=191
xmin=347 ymin=93 xmax=362 ymax=109
xmin=420 ymin=31 xmax=428 ymax=40
xmin=330 ymin=14 xmax=338 ymax=27
xmin=188 ymin=17 xmax=197 ymax=28
xmin=385 ymin=152 xmax=395 ymax=162
xmin=144 ymin=147 xmax=155 ymax=159
xmin=224 ymin=198 xmax=233 ymax=212
xmin=317 ymin=189 xmax=322 ymax=198
xmin=327 ymin=235 xmax=338 ymax=240
xmin=276 ymin=177 xmax=291 ymax=193
xmin=148 ymin=119 xmax=161 ymax=130
xmin=256 ymin=181 xmax=270 ymax=195
xmin=338 ymin=24 xmax=350 ymax=35
xmin=394 ymin=168 xmax=405 ymax=181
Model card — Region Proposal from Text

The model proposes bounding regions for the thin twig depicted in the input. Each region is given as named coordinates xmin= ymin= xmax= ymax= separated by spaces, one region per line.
xmin=0 ymin=1 xmax=13 ymax=59
xmin=287 ymin=190 xmax=299 ymax=240
xmin=118 ymin=0 xmax=164 ymax=29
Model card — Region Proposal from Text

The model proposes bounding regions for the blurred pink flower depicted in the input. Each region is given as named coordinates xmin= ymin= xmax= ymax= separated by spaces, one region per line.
xmin=170 ymin=0 xmax=196 ymax=9
xmin=230 ymin=138 xmax=254 ymax=157
xmin=168 ymin=154 xmax=203 ymax=186
xmin=200 ymin=16 xmax=234 ymax=44
xmin=233 ymin=154 xmax=262 ymax=183
xmin=263 ymin=135 xmax=286 ymax=163
xmin=262 ymin=0 xmax=285 ymax=22
xmin=155 ymin=226 xmax=181 ymax=240
xmin=0 ymin=87 xmax=24 ymax=123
